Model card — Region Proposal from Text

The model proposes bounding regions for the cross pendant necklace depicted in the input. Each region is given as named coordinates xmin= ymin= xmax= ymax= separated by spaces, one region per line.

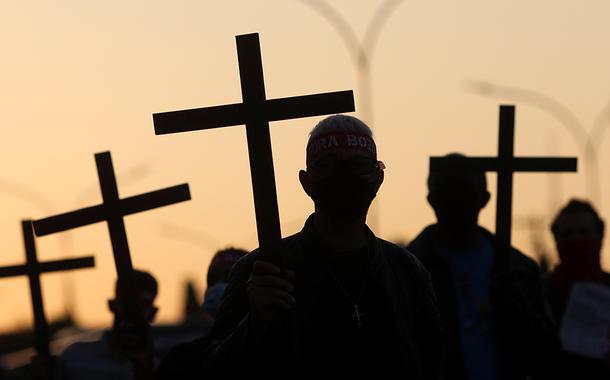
xmin=352 ymin=304 xmax=365 ymax=327
xmin=327 ymin=271 xmax=367 ymax=328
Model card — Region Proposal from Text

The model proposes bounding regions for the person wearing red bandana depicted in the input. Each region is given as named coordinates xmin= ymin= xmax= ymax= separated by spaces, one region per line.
xmin=546 ymin=199 xmax=610 ymax=379
xmin=156 ymin=115 xmax=443 ymax=379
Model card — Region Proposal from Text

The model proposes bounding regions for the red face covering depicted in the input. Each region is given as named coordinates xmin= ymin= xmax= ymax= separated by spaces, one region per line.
xmin=554 ymin=237 xmax=604 ymax=298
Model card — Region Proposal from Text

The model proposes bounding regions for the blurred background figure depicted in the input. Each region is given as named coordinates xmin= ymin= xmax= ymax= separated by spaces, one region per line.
xmin=55 ymin=269 xmax=158 ymax=380
xmin=546 ymin=199 xmax=610 ymax=379
xmin=200 ymin=247 xmax=248 ymax=321
xmin=548 ymin=199 xmax=610 ymax=307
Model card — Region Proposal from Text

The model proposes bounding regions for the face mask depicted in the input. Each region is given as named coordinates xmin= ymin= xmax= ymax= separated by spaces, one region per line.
xmin=310 ymin=169 xmax=378 ymax=222
xmin=557 ymin=237 xmax=602 ymax=274
xmin=554 ymin=238 xmax=603 ymax=298
xmin=202 ymin=282 xmax=228 ymax=316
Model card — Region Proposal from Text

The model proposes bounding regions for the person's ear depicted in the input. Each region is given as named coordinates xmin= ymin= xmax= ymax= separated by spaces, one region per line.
xmin=478 ymin=190 xmax=491 ymax=210
xmin=108 ymin=299 xmax=116 ymax=314
xmin=299 ymin=170 xmax=313 ymax=197
xmin=427 ymin=192 xmax=437 ymax=209
xmin=374 ymin=169 xmax=384 ymax=192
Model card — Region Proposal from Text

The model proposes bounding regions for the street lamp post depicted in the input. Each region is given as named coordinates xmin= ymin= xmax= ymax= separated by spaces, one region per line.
xmin=298 ymin=0 xmax=403 ymax=126
xmin=297 ymin=0 xmax=404 ymax=231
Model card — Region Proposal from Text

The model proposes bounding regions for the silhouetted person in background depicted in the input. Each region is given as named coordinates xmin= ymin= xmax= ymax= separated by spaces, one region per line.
xmin=2 ymin=356 xmax=54 ymax=380
xmin=408 ymin=153 xmax=559 ymax=380
xmin=156 ymin=115 xmax=442 ymax=379
xmin=56 ymin=269 xmax=158 ymax=380
xmin=545 ymin=199 xmax=610 ymax=379
xmin=201 ymin=247 xmax=247 ymax=320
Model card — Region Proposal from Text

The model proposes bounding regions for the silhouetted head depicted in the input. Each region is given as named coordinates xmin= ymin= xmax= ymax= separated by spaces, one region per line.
xmin=427 ymin=153 xmax=490 ymax=234
xmin=202 ymin=247 xmax=248 ymax=317
xmin=299 ymin=115 xmax=384 ymax=223
xmin=206 ymin=247 xmax=248 ymax=287
xmin=551 ymin=199 xmax=604 ymax=270
xmin=108 ymin=269 xmax=159 ymax=325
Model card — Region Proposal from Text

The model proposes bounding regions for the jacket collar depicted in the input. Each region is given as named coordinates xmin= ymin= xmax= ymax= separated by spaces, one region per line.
xmin=297 ymin=213 xmax=383 ymax=267
xmin=412 ymin=224 xmax=496 ymax=259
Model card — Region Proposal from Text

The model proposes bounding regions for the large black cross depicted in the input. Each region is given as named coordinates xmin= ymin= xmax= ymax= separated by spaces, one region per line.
xmin=430 ymin=105 xmax=577 ymax=267
xmin=153 ymin=33 xmax=355 ymax=264
xmin=32 ymin=151 xmax=191 ymax=335
xmin=0 ymin=220 xmax=94 ymax=359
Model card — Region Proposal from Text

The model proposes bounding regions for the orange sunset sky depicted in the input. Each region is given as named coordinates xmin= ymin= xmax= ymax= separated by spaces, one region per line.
xmin=1 ymin=0 xmax=610 ymax=332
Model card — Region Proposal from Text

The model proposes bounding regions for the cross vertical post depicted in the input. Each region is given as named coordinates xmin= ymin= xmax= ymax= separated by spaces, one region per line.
xmin=23 ymin=220 xmax=51 ymax=359
xmin=237 ymin=34 xmax=282 ymax=260
xmin=496 ymin=106 xmax=515 ymax=267
xmin=95 ymin=153 xmax=141 ymax=329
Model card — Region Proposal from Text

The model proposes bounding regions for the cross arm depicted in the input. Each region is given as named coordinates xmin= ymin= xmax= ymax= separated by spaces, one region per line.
xmin=118 ymin=184 xmax=191 ymax=216
xmin=430 ymin=156 xmax=577 ymax=173
xmin=511 ymin=157 xmax=577 ymax=172
xmin=0 ymin=257 xmax=94 ymax=278
xmin=0 ymin=265 xmax=27 ymax=278
xmin=33 ymin=205 xmax=108 ymax=237
xmin=38 ymin=257 xmax=95 ymax=274
xmin=430 ymin=157 xmax=498 ymax=172
xmin=266 ymin=90 xmax=355 ymax=121
xmin=154 ymin=104 xmax=246 ymax=135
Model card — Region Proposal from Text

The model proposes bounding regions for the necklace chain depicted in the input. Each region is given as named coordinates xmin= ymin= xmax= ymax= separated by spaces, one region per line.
xmin=326 ymin=264 xmax=368 ymax=328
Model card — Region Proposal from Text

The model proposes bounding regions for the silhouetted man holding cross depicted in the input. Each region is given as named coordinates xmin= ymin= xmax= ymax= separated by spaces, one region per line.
xmin=157 ymin=115 xmax=443 ymax=379
xmin=56 ymin=269 xmax=160 ymax=380
xmin=409 ymin=106 xmax=575 ymax=380
xmin=32 ymin=150 xmax=190 ymax=380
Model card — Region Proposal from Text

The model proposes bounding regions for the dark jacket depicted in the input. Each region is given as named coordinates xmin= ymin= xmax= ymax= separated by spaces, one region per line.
xmin=408 ymin=224 xmax=560 ymax=380
xmin=157 ymin=216 xmax=443 ymax=379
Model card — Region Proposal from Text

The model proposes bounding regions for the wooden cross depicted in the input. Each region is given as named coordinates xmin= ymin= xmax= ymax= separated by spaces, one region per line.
xmin=430 ymin=105 xmax=577 ymax=268
xmin=153 ymin=33 xmax=355 ymax=264
xmin=32 ymin=151 xmax=190 ymax=336
xmin=0 ymin=220 xmax=94 ymax=359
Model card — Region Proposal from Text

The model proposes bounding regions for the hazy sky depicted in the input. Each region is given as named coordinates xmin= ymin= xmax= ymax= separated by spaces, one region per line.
xmin=1 ymin=0 xmax=610 ymax=332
